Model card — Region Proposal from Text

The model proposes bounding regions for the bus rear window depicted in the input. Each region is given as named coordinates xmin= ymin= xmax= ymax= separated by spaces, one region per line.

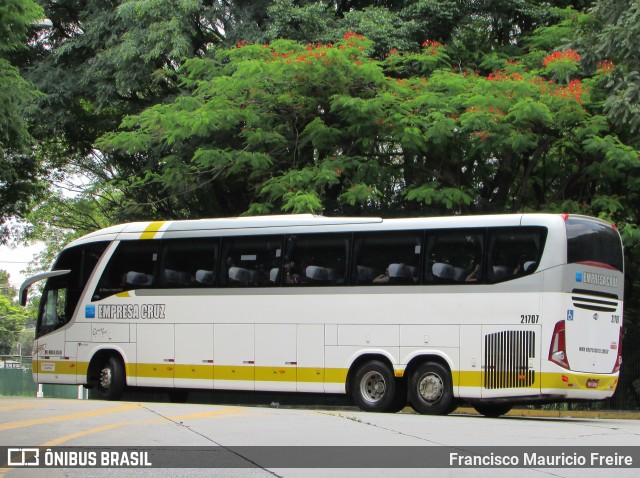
xmin=566 ymin=218 xmax=623 ymax=272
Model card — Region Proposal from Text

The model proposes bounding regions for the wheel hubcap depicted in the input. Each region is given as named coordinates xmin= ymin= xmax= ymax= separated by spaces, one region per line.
xmin=360 ymin=371 xmax=386 ymax=403
xmin=418 ymin=372 xmax=443 ymax=402
xmin=100 ymin=367 xmax=112 ymax=389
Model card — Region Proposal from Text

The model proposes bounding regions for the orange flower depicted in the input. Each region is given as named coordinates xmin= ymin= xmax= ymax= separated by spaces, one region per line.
xmin=344 ymin=31 xmax=365 ymax=41
xmin=421 ymin=40 xmax=443 ymax=48
xmin=421 ymin=40 xmax=444 ymax=55
xmin=543 ymin=49 xmax=581 ymax=67
xmin=597 ymin=60 xmax=615 ymax=73
xmin=551 ymin=79 xmax=587 ymax=104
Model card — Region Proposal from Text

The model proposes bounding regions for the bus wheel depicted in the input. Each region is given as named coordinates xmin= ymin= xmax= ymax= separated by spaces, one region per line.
xmin=472 ymin=403 xmax=512 ymax=418
xmin=98 ymin=355 xmax=125 ymax=401
xmin=350 ymin=360 xmax=397 ymax=412
xmin=408 ymin=362 xmax=453 ymax=415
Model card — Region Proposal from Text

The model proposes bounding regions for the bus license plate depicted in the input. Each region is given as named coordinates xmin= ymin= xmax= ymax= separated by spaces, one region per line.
xmin=587 ymin=379 xmax=599 ymax=389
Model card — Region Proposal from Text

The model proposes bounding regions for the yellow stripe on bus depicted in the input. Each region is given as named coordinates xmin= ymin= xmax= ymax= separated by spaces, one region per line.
xmin=32 ymin=361 xmax=619 ymax=392
xmin=140 ymin=221 xmax=166 ymax=240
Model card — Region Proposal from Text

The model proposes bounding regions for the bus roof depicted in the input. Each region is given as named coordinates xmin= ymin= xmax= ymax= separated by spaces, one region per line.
xmin=64 ymin=213 xmax=612 ymax=248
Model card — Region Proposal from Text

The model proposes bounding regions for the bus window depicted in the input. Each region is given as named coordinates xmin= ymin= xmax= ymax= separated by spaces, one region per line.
xmin=161 ymin=238 xmax=219 ymax=288
xmin=36 ymin=242 xmax=109 ymax=338
xmin=424 ymin=230 xmax=484 ymax=284
xmin=352 ymin=231 xmax=422 ymax=285
xmin=486 ymin=228 xmax=546 ymax=283
xmin=566 ymin=218 xmax=623 ymax=272
xmin=220 ymin=236 xmax=283 ymax=287
xmin=284 ymin=234 xmax=350 ymax=286
xmin=93 ymin=241 xmax=159 ymax=300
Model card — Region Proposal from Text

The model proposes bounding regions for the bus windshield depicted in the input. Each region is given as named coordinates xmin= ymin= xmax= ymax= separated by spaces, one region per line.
xmin=565 ymin=217 xmax=623 ymax=272
xmin=36 ymin=242 xmax=109 ymax=338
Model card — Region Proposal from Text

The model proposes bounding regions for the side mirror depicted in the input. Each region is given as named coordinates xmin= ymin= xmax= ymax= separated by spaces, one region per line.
xmin=18 ymin=270 xmax=71 ymax=307
xmin=20 ymin=287 xmax=29 ymax=307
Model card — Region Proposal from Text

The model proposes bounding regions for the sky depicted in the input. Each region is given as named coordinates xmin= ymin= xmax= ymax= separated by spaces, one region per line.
xmin=0 ymin=242 xmax=45 ymax=290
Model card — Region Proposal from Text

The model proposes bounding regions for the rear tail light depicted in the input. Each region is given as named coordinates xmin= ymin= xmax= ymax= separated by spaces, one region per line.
xmin=612 ymin=327 xmax=623 ymax=373
xmin=549 ymin=320 xmax=570 ymax=369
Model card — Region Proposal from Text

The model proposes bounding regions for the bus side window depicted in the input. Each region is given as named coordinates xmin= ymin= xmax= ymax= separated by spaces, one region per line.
xmin=42 ymin=287 xmax=66 ymax=327
xmin=351 ymin=231 xmax=422 ymax=285
xmin=284 ymin=234 xmax=350 ymax=286
xmin=487 ymin=228 xmax=545 ymax=283
xmin=160 ymin=238 xmax=218 ymax=288
xmin=424 ymin=230 xmax=484 ymax=284
xmin=220 ymin=236 xmax=283 ymax=287
xmin=93 ymin=241 xmax=159 ymax=300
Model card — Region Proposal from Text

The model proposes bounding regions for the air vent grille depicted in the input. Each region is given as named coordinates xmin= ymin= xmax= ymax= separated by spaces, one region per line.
xmin=484 ymin=330 xmax=535 ymax=389
xmin=571 ymin=295 xmax=618 ymax=313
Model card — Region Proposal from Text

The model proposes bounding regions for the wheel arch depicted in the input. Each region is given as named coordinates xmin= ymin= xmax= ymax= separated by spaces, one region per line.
xmin=404 ymin=353 xmax=455 ymax=393
xmin=86 ymin=347 xmax=127 ymax=388
xmin=345 ymin=352 xmax=397 ymax=396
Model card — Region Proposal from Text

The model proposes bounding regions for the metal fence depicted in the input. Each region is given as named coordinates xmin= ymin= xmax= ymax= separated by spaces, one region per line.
xmin=0 ymin=355 xmax=80 ymax=399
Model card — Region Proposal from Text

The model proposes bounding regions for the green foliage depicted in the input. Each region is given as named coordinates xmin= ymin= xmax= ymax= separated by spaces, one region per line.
xmin=100 ymin=28 xmax=639 ymax=226
xmin=0 ymin=286 xmax=28 ymax=355
xmin=0 ymin=0 xmax=46 ymax=241
xmin=0 ymin=0 xmax=43 ymax=54
xmin=405 ymin=182 xmax=474 ymax=210
xmin=582 ymin=0 xmax=640 ymax=146
xmin=4 ymin=0 xmax=640 ymax=409
xmin=0 ymin=271 xmax=16 ymax=300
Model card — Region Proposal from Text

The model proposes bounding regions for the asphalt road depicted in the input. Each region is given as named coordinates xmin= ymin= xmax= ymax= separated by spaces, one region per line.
xmin=0 ymin=397 xmax=639 ymax=478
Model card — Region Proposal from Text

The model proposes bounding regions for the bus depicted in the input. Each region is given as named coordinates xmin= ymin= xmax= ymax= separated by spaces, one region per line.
xmin=20 ymin=213 xmax=624 ymax=416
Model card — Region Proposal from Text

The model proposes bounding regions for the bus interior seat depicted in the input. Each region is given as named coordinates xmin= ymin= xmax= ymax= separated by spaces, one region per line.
xmin=164 ymin=269 xmax=189 ymax=286
xmin=432 ymin=263 xmax=454 ymax=280
xmin=195 ymin=270 xmax=215 ymax=285
xmin=523 ymin=261 xmax=537 ymax=273
xmin=228 ymin=266 xmax=260 ymax=285
xmin=432 ymin=263 xmax=467 ymax=282
xmin=126 ymin=271 xmax=153 ymax=287
xmin=269 ymin=267 xmax=280 ymax=284
xmin=305 ymin=265 xmax=337 ymax=283
xmin=388 ymin=263 xmax=415 ymax=283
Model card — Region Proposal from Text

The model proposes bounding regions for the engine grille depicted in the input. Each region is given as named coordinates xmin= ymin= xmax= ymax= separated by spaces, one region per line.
xmin=484 ymin=330 xmax=536 ymax=389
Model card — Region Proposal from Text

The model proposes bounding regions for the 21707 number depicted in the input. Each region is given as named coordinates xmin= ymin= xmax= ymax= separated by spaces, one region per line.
xmin=521 ymin=315 xmax=539 ymax=324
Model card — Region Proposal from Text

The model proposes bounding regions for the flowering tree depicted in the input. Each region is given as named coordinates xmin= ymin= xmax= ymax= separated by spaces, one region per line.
xmin=101 ymin=32 xmax=638 ymax=227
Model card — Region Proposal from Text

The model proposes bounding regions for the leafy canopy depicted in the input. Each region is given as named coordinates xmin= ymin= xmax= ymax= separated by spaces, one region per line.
xmin=100 ymin=30 xmax=639 ymax=228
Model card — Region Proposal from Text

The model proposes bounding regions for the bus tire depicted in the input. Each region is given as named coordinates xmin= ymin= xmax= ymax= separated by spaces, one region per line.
xmin=472 ymin=403 xmax=512 ymax=418
xmin=408 ymin=362 xmax=454 ymax=415
xmin=97 ymin=355 xmax=125 ymax=401
xmin=350 ymin=360 xmax=397 ymax=413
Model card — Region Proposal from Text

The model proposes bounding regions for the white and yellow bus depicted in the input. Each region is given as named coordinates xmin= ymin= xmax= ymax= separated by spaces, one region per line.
xmin=20 ymin=213 xmax=624 ymax=416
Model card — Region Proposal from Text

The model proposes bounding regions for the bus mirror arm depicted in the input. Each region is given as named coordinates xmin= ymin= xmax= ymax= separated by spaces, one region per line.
xmin=19 ymin=270 xmax=71 ymax=307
